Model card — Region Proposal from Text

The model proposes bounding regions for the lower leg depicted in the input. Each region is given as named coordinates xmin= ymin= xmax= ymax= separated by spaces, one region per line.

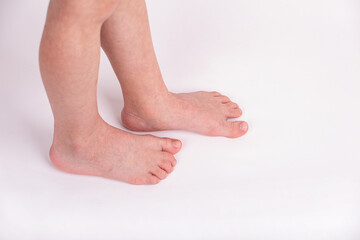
xmin=40 ymin=0 xmax=107 ymax=142
xmin=100 ymin=0 xmax=168 ymax=108
xmin=101 ymin=0 xmax=248 ymax=138
xmin=39 ymin=0 xmax=181 ymax=184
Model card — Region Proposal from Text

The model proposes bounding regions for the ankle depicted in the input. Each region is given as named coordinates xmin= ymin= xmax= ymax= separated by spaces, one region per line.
xmin=49 ymin=120 xmax=109 ymax=176
xmin=123 ymin=89 xmax=172 ymax=116
xmin=52 ymin=117 xmax=107 ymax=150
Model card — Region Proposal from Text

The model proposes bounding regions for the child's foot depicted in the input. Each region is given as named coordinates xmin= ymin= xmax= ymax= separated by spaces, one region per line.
xmin=122 ymin=91 xmax=248 ymax=138
xmin=50 ymin=120 xmax=181 ymax=185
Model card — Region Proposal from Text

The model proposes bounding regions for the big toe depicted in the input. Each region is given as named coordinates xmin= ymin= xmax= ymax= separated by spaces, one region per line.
xmin=225 ymin=121 xmax=248 ymax=138
xmin=160 ymin=137 xmax=182 ymax=154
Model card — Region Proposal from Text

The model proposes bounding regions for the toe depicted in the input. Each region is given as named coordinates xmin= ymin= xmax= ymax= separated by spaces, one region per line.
xmin=218 ymin=95 xmax=231 ymax=103
xmin=159 ymin=153 xmax=176 ymax=172
xmin=226 ymin=108 xmax=242 ymax=118
xmin=159 ymin=161 xmax=173 ymax=173
xmin=211 ymin=91 xmax=221 ymax=96
xmin=225 ymin=121 xmax=248 ymax=138
xmin=151 ymin=167 xmax=168 ymax=180
xmin=129 ymin=175 xmax=156 ymax=185
xmin=146 ymin=175 xmax=161 ymax=185
xmin=160 ymin=137 xmax=182 ymax=154
xmin=164 ymin=152 xmax=177 ymax=167
xmin=224 ymin=102 xmax=239 ymax=109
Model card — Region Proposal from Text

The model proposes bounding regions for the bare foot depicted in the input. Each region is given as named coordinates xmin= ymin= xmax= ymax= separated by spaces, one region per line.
xmin=122 ymin=91 xmax=248 ymax=138
xmin=50 ymin=120 xmax=181 ymax=185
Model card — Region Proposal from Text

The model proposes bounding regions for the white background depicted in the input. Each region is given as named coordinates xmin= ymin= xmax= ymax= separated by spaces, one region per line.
xmin=1 ymin=0 xmax=360 ymax=239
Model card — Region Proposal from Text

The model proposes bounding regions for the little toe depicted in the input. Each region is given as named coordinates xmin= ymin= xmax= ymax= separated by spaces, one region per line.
xmin=160 ymin=137 xmax=182 ymax=154
xmin=226 ymin=108 xmax=242 ymax=118
xmin=151 ymin=167 xmax=168 ymax=180
xmin=146 ymin=175 xmax=161 ymax=185
xmin=225 ymin=121 xmax=248 ymax=138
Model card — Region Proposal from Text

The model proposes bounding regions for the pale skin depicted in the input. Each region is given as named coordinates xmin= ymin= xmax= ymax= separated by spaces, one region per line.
xmin=39 ymin=0 xmax=248 ymax=185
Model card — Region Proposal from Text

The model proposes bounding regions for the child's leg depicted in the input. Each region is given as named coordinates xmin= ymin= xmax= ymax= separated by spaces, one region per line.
xmin=101 ymin=0 xmax=248 ymax=138
xmin=39 ymin=0 xmax=181 ymax=185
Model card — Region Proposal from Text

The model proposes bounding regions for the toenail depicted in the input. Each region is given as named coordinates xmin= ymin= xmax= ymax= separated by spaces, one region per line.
xmin=172 ymin=140 xmax=181 ymax=148
xmin=240 ymin=121 xmax=248 ymax=131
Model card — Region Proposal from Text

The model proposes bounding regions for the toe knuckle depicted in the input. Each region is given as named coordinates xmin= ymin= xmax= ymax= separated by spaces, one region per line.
xmin=161 ymin=138 xmax=171 ymax=146
xmin=206 ymin=120 xmax=223 ymax=136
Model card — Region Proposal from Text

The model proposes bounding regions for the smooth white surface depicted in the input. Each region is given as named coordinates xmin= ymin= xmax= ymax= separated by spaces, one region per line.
xmin=1 ymin=0 xmax=360 ymax=239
